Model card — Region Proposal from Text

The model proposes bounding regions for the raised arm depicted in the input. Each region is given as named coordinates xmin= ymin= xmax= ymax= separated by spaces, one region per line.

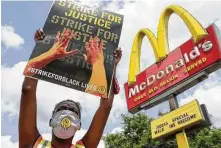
xmin=82 ymin=48 xmax=122 ymax=148
xmin=84 ymin=37 xmax=108 ymax=98
xmin=19 ymin=29 xmax=45 ymax=147
xmin=19 ymin=77 xmax=40 ymax=147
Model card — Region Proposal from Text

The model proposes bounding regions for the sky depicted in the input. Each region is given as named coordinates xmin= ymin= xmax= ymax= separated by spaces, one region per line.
xmin=1 ymin=0 xmax=221 ymax=147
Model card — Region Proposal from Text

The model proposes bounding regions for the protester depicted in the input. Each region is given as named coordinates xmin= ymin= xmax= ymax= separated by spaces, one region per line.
xmin=19 ymin=29 xmax=122 ymax=148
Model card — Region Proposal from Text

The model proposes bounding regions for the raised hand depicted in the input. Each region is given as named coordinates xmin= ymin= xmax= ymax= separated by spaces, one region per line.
xmin=114 ymin=48 xmax=122 ymax=66
xmin=34 ymin=28 xmax=46 ymax=42
xmin=84 ymin=36 xmax=104 ymax=64
xmin=48 ymin=29 xmax=79 ymax=59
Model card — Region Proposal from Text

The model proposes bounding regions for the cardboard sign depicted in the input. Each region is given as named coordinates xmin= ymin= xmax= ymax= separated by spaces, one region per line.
xmin=24 ymin=0 xmax=124 ymax=98
xmin=151 ymin=100 xmax=204 ymax=139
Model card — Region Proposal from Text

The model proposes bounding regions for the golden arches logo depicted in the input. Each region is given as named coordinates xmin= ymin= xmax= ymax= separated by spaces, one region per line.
xmin=128 ymin=5 xmax=207 ymax=86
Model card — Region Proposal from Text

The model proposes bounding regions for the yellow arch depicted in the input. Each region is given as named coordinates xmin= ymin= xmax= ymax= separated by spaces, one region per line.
xmin=157 ymin=5 xmax=207 ymax=57
xmin=128 ymin=29 xmax=158 ymax=85
xmin=128 ymin=5 xmax=207 ymax=86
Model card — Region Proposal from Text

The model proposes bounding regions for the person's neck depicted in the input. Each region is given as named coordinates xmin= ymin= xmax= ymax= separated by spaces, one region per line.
xmin=51 ymin=135 xmax=73 ymax=148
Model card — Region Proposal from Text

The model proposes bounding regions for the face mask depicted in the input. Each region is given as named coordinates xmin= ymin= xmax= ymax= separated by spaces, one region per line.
xmin=50 ymin=110 xmax=81 ymax=139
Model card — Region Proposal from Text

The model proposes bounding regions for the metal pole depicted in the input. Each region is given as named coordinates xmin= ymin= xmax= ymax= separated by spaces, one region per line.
xmin=168 ymin=94 xmax=189 ymax=148
xmin=169 ymin=94 xmax=178 ymax=111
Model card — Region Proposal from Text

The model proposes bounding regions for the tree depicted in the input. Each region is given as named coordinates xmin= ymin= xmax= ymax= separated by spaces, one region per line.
xmin=103 ymin=113 xmax=221 ymax=148
xmin=103 ymin=113 xmax=174 ymax=148
xmin=188 ymin=127 xmax=221 ymax=148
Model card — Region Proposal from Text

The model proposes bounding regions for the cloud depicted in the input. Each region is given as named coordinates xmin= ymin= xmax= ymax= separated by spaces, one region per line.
xmin=110 ymin=127 xmax=123 ymax=134
xmin=1 ymin=136 xmax=18 ymax=148
xmin=1 ymin=25 xmax=24 ymax=49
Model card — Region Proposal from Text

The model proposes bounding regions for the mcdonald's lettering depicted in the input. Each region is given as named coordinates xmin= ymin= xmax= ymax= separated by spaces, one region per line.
xmin=128 ymin=40 xmax=214 ymax=98
xmin=124 ymin=5 xmax=221 ymax=113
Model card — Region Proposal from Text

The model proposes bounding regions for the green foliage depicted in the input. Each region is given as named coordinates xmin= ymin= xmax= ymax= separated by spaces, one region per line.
xmin=103 ymin=113 xmax=221 ymax=148
xmin=189 ymin=127 xmax=221 ymax=148
xmin=103 ymin=113 xmax=161 ymax=148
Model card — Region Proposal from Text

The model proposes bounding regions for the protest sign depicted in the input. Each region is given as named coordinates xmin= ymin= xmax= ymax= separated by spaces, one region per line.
xmin=24 ymin=0 xmax=124 ymax=98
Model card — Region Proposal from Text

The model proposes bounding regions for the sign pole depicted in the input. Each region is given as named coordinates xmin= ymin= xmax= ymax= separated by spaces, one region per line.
xmin=168 ymin=94 xmax=178 ymax=111
xmin=168 ymin=95 xmax=190 ymax=148
xmin=176 ymin=130 xmax=190 ymax=148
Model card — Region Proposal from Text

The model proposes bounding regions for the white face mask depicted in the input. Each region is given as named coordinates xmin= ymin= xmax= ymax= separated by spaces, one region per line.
xmin=50 ymin=110 xmax=81 ymax=139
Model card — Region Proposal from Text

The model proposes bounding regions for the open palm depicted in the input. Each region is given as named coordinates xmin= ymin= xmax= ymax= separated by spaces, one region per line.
xmin=84 ymin=36 xmax=104 ymax=64
xmin=50 ymin=29 xmax=79 ymax=59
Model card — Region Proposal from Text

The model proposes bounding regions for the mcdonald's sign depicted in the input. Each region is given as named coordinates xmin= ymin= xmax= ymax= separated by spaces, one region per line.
xmin=124 ymin=5 xmax=221 ymax=113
